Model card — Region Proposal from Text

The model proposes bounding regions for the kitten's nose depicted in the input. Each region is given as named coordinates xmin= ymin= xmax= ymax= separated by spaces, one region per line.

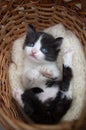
xmin=32 ymin=50 xmax=36 ymax=55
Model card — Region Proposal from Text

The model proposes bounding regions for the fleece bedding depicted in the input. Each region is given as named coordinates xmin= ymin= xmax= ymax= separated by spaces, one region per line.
xmin=9 ymin=24 xmax=86 ymax=121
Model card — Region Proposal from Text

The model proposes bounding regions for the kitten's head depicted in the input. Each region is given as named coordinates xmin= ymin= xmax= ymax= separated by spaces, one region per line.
xmin=23 ymin=24 xmax=63 ymax=63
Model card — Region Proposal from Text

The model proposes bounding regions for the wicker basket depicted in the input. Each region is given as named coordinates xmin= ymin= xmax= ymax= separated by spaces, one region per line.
xmin=0 ymin=0 xmax=86 ymax=130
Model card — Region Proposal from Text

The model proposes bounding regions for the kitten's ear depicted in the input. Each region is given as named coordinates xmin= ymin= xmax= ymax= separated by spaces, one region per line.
xmin=27 ymin=24 xmax=36 ymax=34
xmin=54 ymin=37 xmax=63 ymax=50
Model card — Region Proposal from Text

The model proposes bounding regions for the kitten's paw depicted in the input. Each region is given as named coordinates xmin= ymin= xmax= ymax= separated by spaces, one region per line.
xmin=40 ymin=67 xmax=53 ymax=79
xmin=64 ymin=47 xmax=75 ymax=57
xmin=11 ymin=87 xmax=24 ymax=107
xmin=63 ymin=47 xmax=75 ymax=67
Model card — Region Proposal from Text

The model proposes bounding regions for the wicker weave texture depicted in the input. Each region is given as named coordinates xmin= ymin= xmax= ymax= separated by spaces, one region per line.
xmin=0 ymin=0 xmax=86 ymax=130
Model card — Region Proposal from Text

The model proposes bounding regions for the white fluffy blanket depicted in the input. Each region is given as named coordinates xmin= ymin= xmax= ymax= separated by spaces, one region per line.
xmin=9 ymin=24 xmax=86 ymax=122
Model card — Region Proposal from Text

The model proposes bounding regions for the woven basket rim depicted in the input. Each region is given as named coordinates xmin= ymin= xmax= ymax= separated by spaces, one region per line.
xmin=0 ymin=108 xmax=75 ymax=130
xmin=0 ymin=0 xmax=86 ymax=130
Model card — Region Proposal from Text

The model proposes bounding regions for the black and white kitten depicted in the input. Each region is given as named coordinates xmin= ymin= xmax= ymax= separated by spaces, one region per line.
xmin=12 ymin=24 xmax=74 ymax=124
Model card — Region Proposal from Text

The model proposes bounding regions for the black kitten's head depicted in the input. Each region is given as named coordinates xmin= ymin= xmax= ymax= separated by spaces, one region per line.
xmin=23 ymin=24 xmax=63 ymax=63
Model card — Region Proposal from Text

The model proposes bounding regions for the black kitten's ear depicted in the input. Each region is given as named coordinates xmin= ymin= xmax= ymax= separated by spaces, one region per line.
xmin=27 ymin=24 xmax=36 ymax=34
xmin=54 ymin=37 xmax=63 ymax=50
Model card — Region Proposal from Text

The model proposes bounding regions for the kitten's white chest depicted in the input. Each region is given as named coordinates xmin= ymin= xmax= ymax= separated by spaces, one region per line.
xmin=23 ymin=57 xmax=60 ymax=90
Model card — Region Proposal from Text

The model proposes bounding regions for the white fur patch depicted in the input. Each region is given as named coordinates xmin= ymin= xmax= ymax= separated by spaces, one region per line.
xmin=24 ymin=36 xmax=45 ymax=63
xmin=36 ymin=86 xmax=59 ymax=102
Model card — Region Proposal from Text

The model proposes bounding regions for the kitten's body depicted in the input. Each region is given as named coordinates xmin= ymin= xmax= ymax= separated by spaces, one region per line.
xmin=12 ymin=24 xmax=73 ymax=124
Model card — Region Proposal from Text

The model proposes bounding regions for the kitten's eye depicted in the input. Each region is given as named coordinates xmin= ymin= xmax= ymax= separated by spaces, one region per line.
xmin=41 ymin=48 xmax=48 ymax=54
xmin=28 ymin=43 xmax=34 ymax=47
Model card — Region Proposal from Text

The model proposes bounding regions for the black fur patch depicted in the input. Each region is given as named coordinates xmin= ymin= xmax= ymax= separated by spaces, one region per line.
xmin=41 ymin=34 xmax=62 ymax=61
xmin=22 ymin=89 xmax=72 ymax=124
xmin=46 ymin=65 xmax=73 ymax=92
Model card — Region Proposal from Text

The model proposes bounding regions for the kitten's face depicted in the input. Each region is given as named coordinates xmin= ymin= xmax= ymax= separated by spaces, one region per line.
xmin=23 ymin=24 xmax=63 ymax=63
